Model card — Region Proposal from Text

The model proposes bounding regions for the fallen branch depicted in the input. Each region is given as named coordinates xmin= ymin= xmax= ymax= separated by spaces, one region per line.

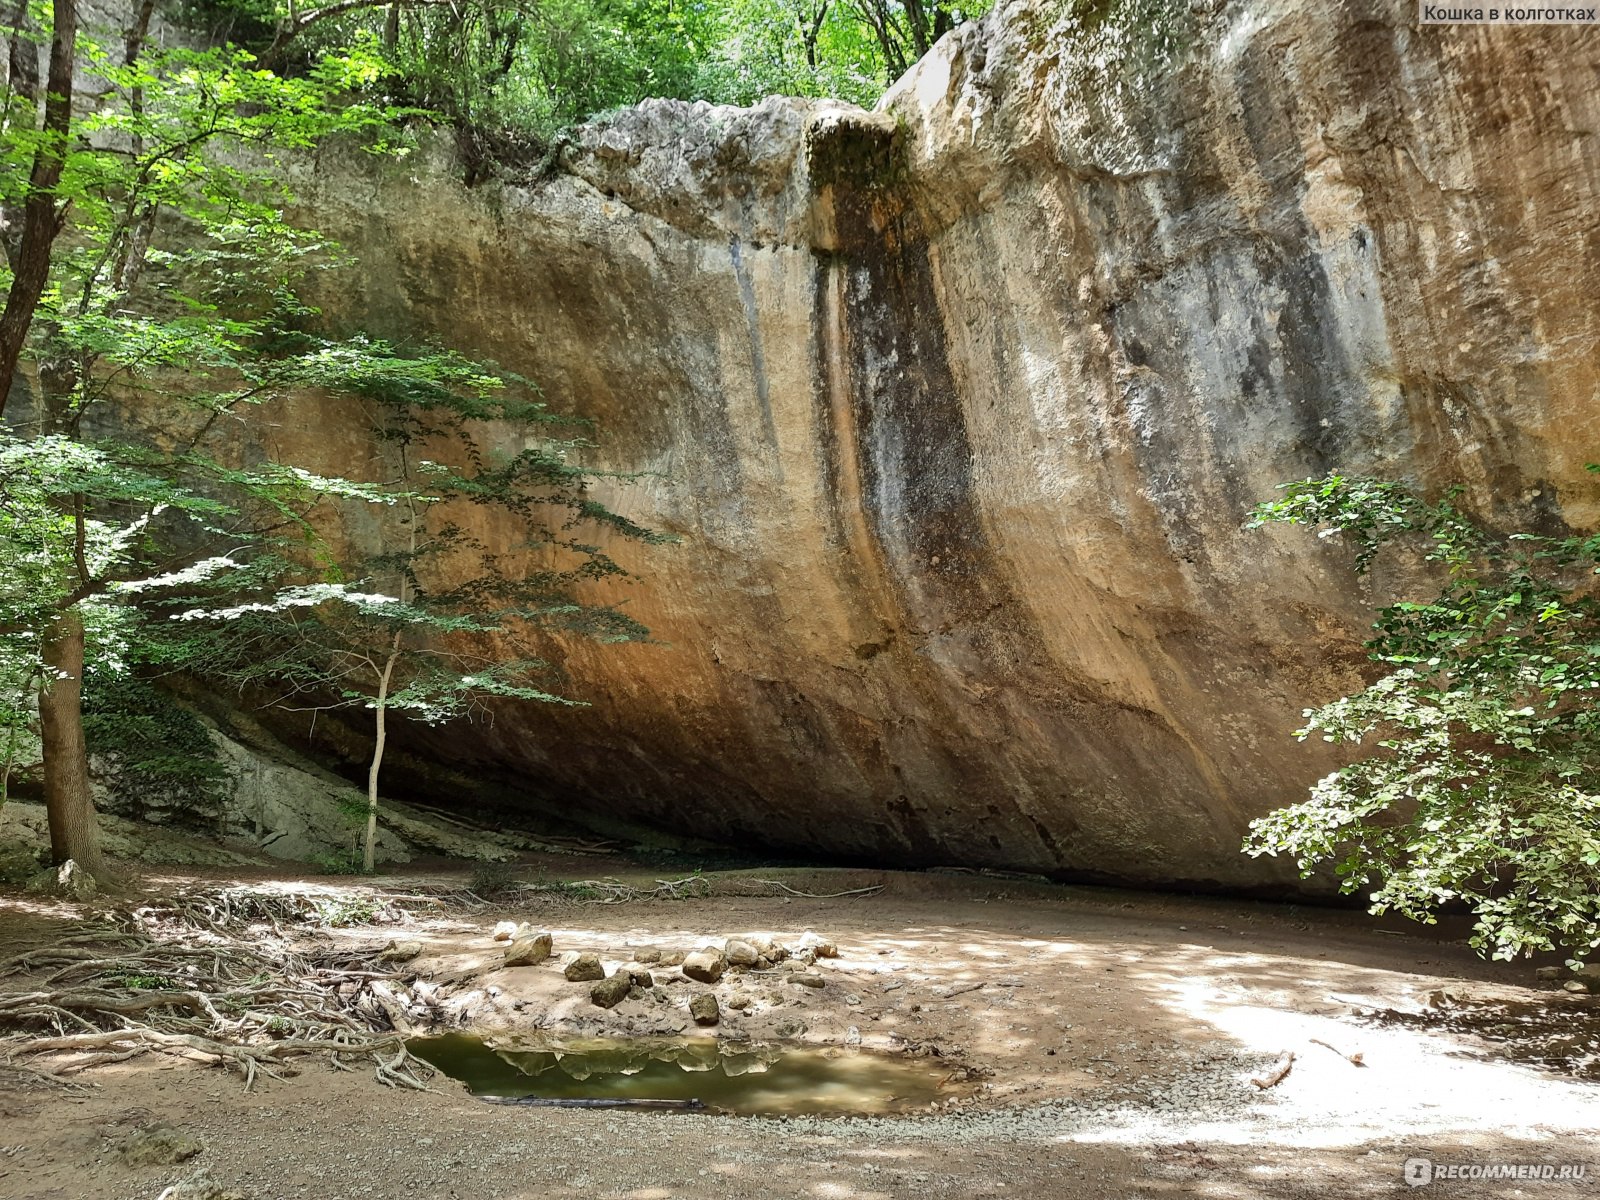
xmin=744 ymin=880 xmax=886 ymax=900
xmin=1250 ymin=1052 xmax=1295 ymax=1089
xmin=1309 ymin=1037 xmax=1365 ymax=1067
xmin=936 ymin=982 xmax=987 ymax=999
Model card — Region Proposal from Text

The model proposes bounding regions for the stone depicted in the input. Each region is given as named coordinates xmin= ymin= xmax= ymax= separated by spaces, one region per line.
xmin=798 ymin=930 xmax=838 ymax=959
xmin=755 ymin=956 xmax=774 ymax=971
xmin=633 ymin=948 xmax=663 ymax=964
xmin=657 ymin=950 xmax=687 ymax=967
xmin=726 ymin=992 xmax=752 ymax=1011
xmin=564 ymin=954 xmax=606 ymax=982
xmin=54 ymin=859 xmax=96 ymax=902
xmin=1534 ymin=966 xmax=1564 ymax=982
xmin=724 ymin=939 xmax=760 ymax=967
xmin=491 ymin=921 xmax=518 ymax=942
xmin=682 ymin=947 xmax=728 ymax=984
xmin=504 ymin=931 xmax=553 ymax=967
xmin=791 ymin=973 xmax=825 ymax=989
xmin=378 ymin=939 xmax=423 ymax=964
xmin=845 ymin=1025 xmax=862 ymax=1047
xmin=205 ymin=725 xmax=413 ymax=865
xmin=591 ymin=972 xmax=632 ymax=1008
xmin=1564 ymin=979 xmax=1592 ymax=994
xmin=118 ymin=1125 xmax=202 ymax=1167
xmin=624 ymin=964 xmax=655 ymax=988
xmin=690 ymin=993 xmax=720 ymax=1026
xmin=155 ymin=1173 xmax=245 ymax=1200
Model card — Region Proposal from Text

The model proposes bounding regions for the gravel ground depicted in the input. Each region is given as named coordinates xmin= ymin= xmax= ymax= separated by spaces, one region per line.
xmin=2 ymin=868 xmax=1596 ymax=1199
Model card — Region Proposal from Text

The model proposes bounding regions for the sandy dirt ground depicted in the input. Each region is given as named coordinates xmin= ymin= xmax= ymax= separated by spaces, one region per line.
xmin=1 ymin=864 xmax=1597 ymax=1200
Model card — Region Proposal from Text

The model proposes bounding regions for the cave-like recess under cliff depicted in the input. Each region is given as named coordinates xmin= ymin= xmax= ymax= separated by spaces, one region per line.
xmin=248 ymin=0 xmax=1600 ymax=889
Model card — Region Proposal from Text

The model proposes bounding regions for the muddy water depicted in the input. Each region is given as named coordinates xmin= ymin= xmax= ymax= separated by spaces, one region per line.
xmin=408 ymin=1033 xmax=958 ymax=1115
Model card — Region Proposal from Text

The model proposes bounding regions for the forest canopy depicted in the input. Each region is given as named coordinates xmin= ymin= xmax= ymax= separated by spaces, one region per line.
xmin=184 ymin=0 xmax=992 ymax=142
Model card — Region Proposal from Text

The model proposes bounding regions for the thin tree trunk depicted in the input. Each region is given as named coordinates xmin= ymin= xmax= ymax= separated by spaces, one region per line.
xmin=38 ymin=608 xmax=105 ymax=876
xmin=363 ymin=638 xmax=400 ymax=873
xmin=0 ymin=670 xmax=35 ymax=816
xmin=0 ymin=0 xmax=76 ymax=421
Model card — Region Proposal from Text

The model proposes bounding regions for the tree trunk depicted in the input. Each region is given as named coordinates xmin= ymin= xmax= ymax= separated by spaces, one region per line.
xmin=38 ymin=607 xmax=105 ymax=876
xmin=363 ymin=643 xmax=399 ymax=873
xmin=0 ymin=670 xmax=35 ymax=817
xmin=0 ymin=0 xmax=76 ymax=421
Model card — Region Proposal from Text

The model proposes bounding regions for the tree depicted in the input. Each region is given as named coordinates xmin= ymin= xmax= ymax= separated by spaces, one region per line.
xmin=192 ymin=0 xmax=993 ymax=149
xmin=0 ymin=2 xmax=403 ymax=875
xmin=170 ymin=343 xmax=665 ymax=872
xmin=1245 ymin=470 xmax=1600 ymax=962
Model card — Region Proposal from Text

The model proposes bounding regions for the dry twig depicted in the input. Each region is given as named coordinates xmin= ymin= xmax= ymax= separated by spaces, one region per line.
xmin=1309 ymin=1037 xmax=1366 ymax=1066
xmin=1250 ymin=1051 xmax=1296 ymax=1089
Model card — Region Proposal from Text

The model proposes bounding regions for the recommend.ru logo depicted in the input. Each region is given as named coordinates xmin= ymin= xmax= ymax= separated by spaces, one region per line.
xmin=1405 ymin=1158 xmax=1589 ymax=1187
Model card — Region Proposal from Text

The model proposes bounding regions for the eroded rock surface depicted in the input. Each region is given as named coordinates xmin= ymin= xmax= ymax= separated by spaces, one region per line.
xmin=279 ymin=0 xmax=1600 ymax=888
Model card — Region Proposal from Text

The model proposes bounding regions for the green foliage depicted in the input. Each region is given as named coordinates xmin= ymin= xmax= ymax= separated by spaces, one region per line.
xmin=470 ymin=858 xmax=520 ymax=894
xmin=200 ymin=0 xmax=991 ymax=151
xmin=309 ymin=850 xmax=370 ymax=879
xmin=312 ymin=889 xmax=384 ymax=921
xmin=112 ymin=971 xmax=181 ymax=990
xmin=81 ymin=676 xmax=234 ymax=829
xmin=1246 ymin=470 xmax=1600 ymax=962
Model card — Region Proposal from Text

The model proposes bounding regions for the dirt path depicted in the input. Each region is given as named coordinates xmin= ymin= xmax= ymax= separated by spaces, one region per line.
xmin=1 ymin=867 xmax=1595 ymax=1199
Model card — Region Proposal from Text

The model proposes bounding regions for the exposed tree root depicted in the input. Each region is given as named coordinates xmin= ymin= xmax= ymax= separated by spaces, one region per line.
xmin=506 ymin=875 xmax=886 ymax=906
xmin=0 ymin=884 xmax=436 ymax=1091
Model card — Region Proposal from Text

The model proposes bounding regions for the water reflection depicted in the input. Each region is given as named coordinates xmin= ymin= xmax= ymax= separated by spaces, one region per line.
xmin=409 ymin=1033 xmax=955 ymax=1115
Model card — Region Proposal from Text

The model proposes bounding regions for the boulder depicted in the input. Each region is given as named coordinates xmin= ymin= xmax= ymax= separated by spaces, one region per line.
xmin=504 ymin=931 xmax=553 ymax=967
xmin=690 ymin=993 xmax=721 ymax=1026
xmin=624 ymin=964 xmax=655 ymax=988
xmin=564 ymin=953 xmax=606 ymax=982
xmin=53 ymin=859 xmax=97 ymax=902
xmin=118 ymin=1125 xmax=202 ymax=1167
xmin=724 ymin=939 xmax=760 ymax=967
xmin=632 ymin=948 xmax=663 ymax=965
xmin=725 ymin=992 xmax=752 ymax=1011
xmin=591 ymin=972 xmax=632 ymax=1009
xmin=682 ymin=947 xmax=727 ymax=984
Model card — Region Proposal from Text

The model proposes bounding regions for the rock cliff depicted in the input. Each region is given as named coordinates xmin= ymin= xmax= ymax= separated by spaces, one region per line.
xmin=275 ymin=0 xmax=1600 ymax=888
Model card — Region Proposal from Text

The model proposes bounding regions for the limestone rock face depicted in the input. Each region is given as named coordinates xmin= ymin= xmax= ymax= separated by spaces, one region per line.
xmin=280 ymin=0 xmax=1600 ymax=889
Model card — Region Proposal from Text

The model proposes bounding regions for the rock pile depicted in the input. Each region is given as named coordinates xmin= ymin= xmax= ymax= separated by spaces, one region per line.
xmin=487 ymin=920 xmax=843 ymax=1022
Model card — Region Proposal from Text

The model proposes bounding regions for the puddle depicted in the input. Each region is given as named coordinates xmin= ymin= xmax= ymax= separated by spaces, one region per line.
xmin=408 ymin=1033 xmax=962 ymax=1115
